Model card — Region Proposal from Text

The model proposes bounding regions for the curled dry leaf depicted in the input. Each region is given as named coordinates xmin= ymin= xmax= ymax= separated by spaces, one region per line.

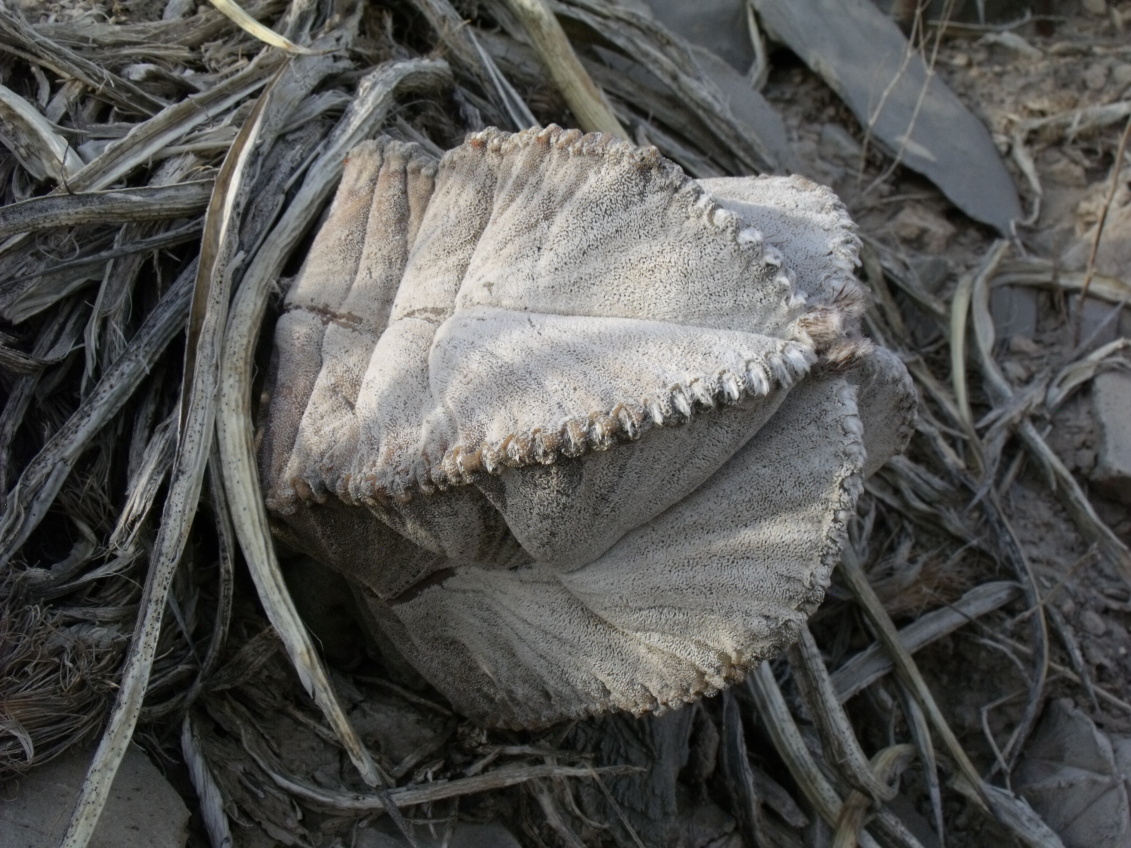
xmin=257 ymin=125 xmax=917 ymax=727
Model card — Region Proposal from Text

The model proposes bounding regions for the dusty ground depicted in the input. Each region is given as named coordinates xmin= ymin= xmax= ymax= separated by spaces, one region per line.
xmin=752 ymin=4 xmax=1131 ymax=843
xmin=770 ymin=1 xmax=1131 ymax=722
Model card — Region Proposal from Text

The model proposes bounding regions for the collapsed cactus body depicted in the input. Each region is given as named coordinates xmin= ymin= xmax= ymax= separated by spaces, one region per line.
xmin=258 ymin=126 xmax=916 ymax=727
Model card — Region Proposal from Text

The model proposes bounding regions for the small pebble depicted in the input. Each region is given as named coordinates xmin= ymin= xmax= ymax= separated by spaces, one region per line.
xmin=163 ymin=0 xmax=195 ymax=20
xmin=1091 ymin=371 xmax=1131 ymax=503
xmin=890 ymin=205 xmax=956 ymax=254
xmin=1112 ymin=64 xmax=1131 ymax=92
xmin=1074 ymin=448 xmax=1096 ymax=472
xmin=818 ymin=123 xmax=863 ymax=161
xmin=1084 ymin=62 xmax=1109 ymax=91
xmin=983 ymin=32 xmax=1042 ymax=60
xmin=1007 ymin=335 xmax=1041 ymax=356
xmin=1002 ymin=359 xmax=1032 ymax=384
xmin=312 ymin=762 xmax=341 ymax=787
xmin=1080 ymin=609 xmax=1107 ymax=637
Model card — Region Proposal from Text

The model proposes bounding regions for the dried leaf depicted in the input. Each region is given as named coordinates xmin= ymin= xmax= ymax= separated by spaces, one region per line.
xmin=0 ymin=84 xmax=83 ymax=183
xmin=751 ymin=0 xmax=1022 ymax=232
xmin=58 ymin=56 xmax=332 ymax=848
xmin=0 ymin=182 xmax=212 ymax=245
xmin=207 ymin=0 xmax=317 ymax=53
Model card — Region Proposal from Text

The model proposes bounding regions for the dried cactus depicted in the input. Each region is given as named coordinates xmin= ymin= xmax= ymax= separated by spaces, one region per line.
xmin=258 ymin=125 xmax=916 ymax=727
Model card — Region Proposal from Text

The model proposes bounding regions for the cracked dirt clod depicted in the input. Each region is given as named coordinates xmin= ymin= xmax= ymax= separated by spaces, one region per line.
xmin=257 ymin=125 xmax=916 ymax=728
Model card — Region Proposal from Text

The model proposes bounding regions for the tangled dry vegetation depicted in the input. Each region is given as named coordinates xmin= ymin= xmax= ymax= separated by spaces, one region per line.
xmin=1 ymin=1 xmax=1130 ymax=847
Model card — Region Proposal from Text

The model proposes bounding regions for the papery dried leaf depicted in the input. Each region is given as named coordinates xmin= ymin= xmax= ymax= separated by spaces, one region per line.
xmin=751 ymin=0 xmax=1022 ymax=233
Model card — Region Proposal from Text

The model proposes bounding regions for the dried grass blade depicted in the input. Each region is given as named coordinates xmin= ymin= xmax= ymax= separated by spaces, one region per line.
xmin=994 ymin=259 xmax=1131 ymax=305
xmin=0 ymin=343 xmax=51 ymax=375
xmin=500 ymin=0 xmax=626 ymax=137
xmin=1010 ymin=127 xmax=1044 ymax=226
xmin=188 ymin=449 xmax=237 ymax=692
xmin=409 ymin=0 xmax=531 ymax=126
xmin=261 ymin=756 xmax=635 ymax=812
xmin=587 ymin=770 xmax=648 ymax=848
xmin=840 ymin=546 xmax=983 ymax=791
xmin=833 ymin=746 xmax=918 ymax=848
xmin=866 ymin=750 xmax=922 ymax=847
xmin=39 ymin=0 xmax=284 ymax=50
xmin=894 ymin=682 xmax=946 ymax=847
xmin=64 ymin=54 xmax=283 ymax=194
xmin=216 ymin=58 xmax=450 ymax=790
xmin=181 ymin=714 xmax=233 ymax=848
xmin=948 ymin=239 xmax=1008 ymax=464
xmin=531 ymin=780 xmax=587 ymax=848
xmin=790 ymin=627 xmax=898 ymax=802
xmin=0 ymin=301 xmax=83 ymax=500
xmin=949 ymin=268 xmax=975 ymax=433
xmin=57 ymin=59 xmax=299 ymax=848
xmin=105 ymin=415 xmax=175 ymax=555
xmin=904 ymin=362 xmax=969 ymax=449
xmin=953 ymin=780 xmax=1065 ymax=848
xmin=1012 ymin=101 xmax=1131 ymax=225
xmin=832 ymin=581 xmax=1022 ymax=701
xmin=408 ymin=0 xmax=490 ymax=73
xmin=0 ymin=715 xmax=34 ymax=763
xmin=552 ymin=0 xmax=775 ymax=173
xmin=839 ymin=549 xmax=1065 ymax=848
xmin=468 ymin=26 xmax=538 ymax=130
xmin=968 ymin=244 xmax=1131 ymax=583
xmin=861 ymin=238 xmax=949 ymax=321
xmin=0 ymin=182 xmax=212 ymax=244
xmin=3 ymin=223 xmax=202 ymax=327
xmin=859 ymin=242 xmax=911 ymax=337
xmin=981 ymin=494 xmax=1049 ymax=773
xmin=991 ymin=628 xmax=1131 ymax=714
xmin=969 ymin=241 xmax=1016 ymax=405
xmin=1019 ymin=100 xmax=1131 ymax=141
xmin=1047 ymin=340 xmax=1130 ymax=411
xmin=1076 ymin=114 xmax=1131 ymax=323
xmin=208 ymin=0 xmax=316 ymax=53
xmin=746 ymin=664 xmax=883 ymax=848
xmin=0 ymin=266 xmax=193 ymax=565
xmin=1045 ymin=603 xmax=1099 ymax=711
xmin=719 ymin=691 xmax=774 ymax=846
xmin=0 ymin=83 xmax=83 ymax=183
xmin=1018 ymin=419 xmax=1131 ymax=582
xmin=0 ymin=8 xmax=166 ymax=116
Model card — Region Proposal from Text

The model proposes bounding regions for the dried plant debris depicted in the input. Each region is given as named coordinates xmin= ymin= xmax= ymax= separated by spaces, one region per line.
xmin=751 ymin=0 xmax=1023 ymax=233
xmin=259 ymin=126 xmax=915 ymax=727
xmin=0 ymin=1 xmax=1127 ymax=847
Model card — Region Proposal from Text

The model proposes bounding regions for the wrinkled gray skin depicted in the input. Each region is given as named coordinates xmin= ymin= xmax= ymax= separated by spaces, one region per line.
xmin=258 ymin=125 xmax=916 ymax=728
